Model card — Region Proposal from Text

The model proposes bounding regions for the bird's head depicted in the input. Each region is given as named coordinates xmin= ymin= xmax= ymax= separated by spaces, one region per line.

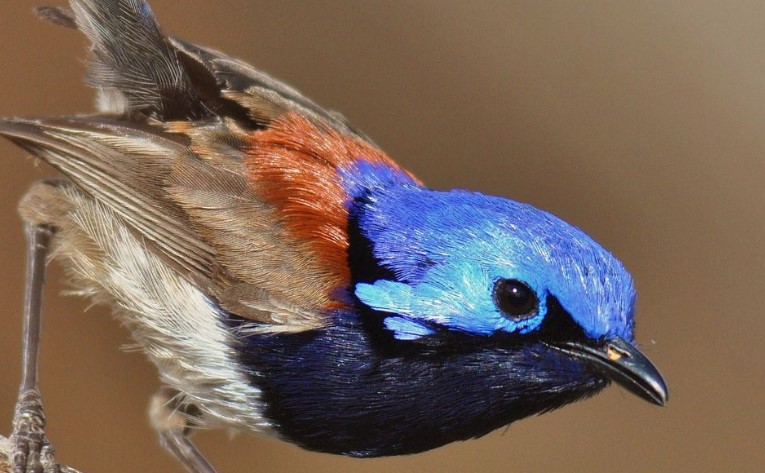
xmin=346 ymin=162 xmax=667 ymax=406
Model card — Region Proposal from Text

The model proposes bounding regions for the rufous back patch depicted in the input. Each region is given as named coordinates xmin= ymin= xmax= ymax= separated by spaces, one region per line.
xmin=244 ymin=112 xmax=419 ymax=298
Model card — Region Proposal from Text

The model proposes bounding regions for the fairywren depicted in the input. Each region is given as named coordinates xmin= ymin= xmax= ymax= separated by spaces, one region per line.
xmin=1 ymin=1 xmax=667 ymax=472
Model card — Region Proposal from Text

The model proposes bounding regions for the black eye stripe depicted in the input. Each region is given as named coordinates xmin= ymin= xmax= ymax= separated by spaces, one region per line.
xmin=493 ymin=279 xmax=538 ymax=320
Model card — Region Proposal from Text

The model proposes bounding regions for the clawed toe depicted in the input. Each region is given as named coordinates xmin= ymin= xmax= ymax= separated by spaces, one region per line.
xmin=10 ymin=390 xmax=59 ymax=473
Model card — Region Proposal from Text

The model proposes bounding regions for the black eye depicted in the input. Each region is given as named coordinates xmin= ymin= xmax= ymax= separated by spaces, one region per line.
xmin=494 ymin=279 xmax=538 ymax=319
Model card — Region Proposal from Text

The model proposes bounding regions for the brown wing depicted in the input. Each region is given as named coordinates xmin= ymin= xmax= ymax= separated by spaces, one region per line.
xmin=0 ymin=117 xmax=214 ymax=279
xmin=0 ymin=116 xmax=328 ymax=331
xmin=2 ymin=1 xmax=420 ymax=331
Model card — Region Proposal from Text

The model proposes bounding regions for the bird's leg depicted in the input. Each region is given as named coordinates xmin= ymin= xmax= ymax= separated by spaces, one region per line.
xmin=10 ymin=223 xmax=59 ymax=473
xmin=150 ymin=387 xmax=217 ymax=473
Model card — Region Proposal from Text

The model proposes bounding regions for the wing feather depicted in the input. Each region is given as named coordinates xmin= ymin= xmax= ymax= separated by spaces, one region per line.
xmin=1 ymin=0 xmax=422 ymax=332
xmin=0 ymin=118 xmax=214 ymax=277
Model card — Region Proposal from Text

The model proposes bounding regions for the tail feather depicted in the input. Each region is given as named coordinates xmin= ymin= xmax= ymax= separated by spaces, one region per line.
xmin=67 ymin=0 xmax=209 ymax=119
xmin=34 ymin=1 xmax=367 ymax=136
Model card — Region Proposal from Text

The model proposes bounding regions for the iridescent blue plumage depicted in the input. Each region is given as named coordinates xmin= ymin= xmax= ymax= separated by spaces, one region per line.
xmin=342 ymin=160 xmax=635 ymax=341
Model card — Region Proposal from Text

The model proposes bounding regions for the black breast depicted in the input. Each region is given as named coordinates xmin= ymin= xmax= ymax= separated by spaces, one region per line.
xmin=225 ymin=311 xmax=606 ymax=457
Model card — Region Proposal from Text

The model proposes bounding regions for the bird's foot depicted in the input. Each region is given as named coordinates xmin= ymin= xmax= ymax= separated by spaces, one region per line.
xmin=10 ymin=389 xmax=59 ymax=473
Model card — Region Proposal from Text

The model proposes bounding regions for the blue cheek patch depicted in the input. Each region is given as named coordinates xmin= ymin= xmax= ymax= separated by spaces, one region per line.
xmin=355 ymin=263 xmax=548 ymax=341
xmin=383 ymin=317 xmax=436 ymax=340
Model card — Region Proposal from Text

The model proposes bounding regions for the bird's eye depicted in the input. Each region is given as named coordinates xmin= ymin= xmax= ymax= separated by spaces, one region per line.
xmin=493 ymin=279 xmax=538 ymax=319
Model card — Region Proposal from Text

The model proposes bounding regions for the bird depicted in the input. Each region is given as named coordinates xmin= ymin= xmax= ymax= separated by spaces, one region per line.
xmin=0 ymin=1 xmax=667 ymax=472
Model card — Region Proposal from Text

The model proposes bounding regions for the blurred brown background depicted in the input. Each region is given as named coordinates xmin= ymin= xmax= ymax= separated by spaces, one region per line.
xmin=0 ymin=1 xmax=762 ymax=472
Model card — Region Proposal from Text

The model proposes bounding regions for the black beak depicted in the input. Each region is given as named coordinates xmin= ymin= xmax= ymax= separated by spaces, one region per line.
xmin=547 ymin=336 xmax=668 ymax=406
